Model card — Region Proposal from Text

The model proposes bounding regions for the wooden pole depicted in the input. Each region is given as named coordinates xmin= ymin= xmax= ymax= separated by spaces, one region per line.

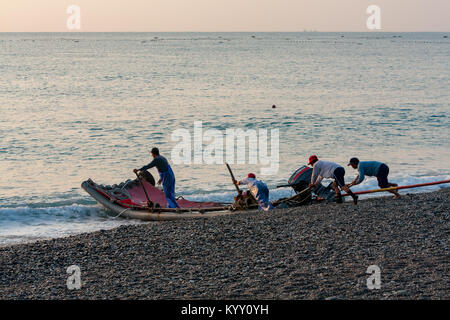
xmin=225 ymin=162 xmax=241 ymax=194
xmin=134 ymin=171 xmax=153 ymax=208
xmin=342 ymin=179 xmax=450 ymax=197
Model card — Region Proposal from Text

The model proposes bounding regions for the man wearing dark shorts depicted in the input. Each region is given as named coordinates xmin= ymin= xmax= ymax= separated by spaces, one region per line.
xmin=307 ymin=155 xmax=358 ymax=204
xmin=346 ymin=158 xmax=400 ymax=199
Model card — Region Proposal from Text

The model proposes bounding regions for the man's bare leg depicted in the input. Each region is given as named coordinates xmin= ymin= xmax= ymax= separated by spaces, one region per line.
xmin=342 ymin=185 xmax=358 ymax=205
xmin=390 ymin=190 xmax=401 ymax=199
xmin=332 ymin=181 xmax=343 ymax=203
xmin=388 ymin=183 xmax=398 ymax=187
xmin=386 ymin=182 xmax=400 ymax=199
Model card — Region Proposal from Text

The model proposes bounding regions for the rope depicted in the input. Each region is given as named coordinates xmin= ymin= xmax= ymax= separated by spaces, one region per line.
xmin=120 ymin=179 xmax=134 ymax=190
xmin=111 ymin=207 xmax=130 ymax=219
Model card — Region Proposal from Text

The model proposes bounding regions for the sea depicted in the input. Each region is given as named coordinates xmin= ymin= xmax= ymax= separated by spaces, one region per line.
xmin=1 ymin=32 xmax=449 ymax=245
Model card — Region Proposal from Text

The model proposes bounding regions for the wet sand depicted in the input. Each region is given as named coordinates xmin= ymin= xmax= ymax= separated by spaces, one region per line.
xmin=1 ymin=189 xmax=448 ymax=299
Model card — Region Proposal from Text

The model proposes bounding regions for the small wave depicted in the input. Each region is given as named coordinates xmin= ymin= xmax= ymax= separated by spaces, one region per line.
xmin=0 ymin=204 xmax=144 ymax=246
xmin=0 ymin=204 xmax=105 ymax=220
xmin=182 ymin=187 xmax=295 ymax=204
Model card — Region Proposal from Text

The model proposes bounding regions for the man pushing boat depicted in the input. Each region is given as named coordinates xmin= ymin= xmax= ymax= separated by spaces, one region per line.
xmin=235 ymin=173 xmax=274 ymax=211
xmin=134 ymin=147 xmax=180 ymax=208
xmin=307 ymin=155 xmax=358 ymax=204
xmin=345 ymin=157 xmax=400 ymax=199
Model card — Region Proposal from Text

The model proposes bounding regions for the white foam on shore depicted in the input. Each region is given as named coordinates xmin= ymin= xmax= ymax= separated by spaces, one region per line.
xmin=185 ymin=174 xmax=450 ymax=203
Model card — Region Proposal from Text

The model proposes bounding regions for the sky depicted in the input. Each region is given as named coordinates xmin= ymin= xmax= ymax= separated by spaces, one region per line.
xmin=0 ymin=0 xmax=449 ymax=32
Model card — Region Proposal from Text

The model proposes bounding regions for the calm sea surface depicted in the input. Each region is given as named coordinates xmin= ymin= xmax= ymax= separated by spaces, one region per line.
xmin=1 ymin=32 xmax=449 ymax=245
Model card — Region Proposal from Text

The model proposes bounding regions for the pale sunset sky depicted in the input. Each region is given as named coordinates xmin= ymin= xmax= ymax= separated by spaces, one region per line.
xmin=0 ymin=0 xmax=449 ymax=32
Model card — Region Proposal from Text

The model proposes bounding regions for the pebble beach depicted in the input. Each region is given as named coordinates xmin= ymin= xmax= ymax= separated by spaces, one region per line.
xmin=1 ymin=189 xmax=448 ymax=300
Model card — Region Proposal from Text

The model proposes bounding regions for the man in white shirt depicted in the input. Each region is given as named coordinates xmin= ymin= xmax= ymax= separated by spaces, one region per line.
xmin=307 ymin=155 xmax=358 ymax=204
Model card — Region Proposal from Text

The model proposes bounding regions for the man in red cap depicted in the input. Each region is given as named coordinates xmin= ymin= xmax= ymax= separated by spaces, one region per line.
xmin=307 ymin=155 xmax=358 ymax=204
xmin=235 ymin=173 xmax=273 ymax=211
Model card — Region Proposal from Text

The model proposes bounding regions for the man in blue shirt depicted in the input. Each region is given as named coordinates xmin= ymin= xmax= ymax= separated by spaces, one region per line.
xmin=346 ymin=158 xmax=400 ymax=199
xmin=134 ymin=147 xmax=180 ymax=208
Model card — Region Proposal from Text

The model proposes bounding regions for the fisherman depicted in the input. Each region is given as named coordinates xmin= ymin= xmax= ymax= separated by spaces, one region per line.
xmin=134 ymin=147 xmax=179 ymax=208
xmin=345 ymin=157 xmax=400 ymax=199
xmin=307 ymin=155 xmax=358 ymax=204
xmin=235 ymin=173 xmax=274 ymax=211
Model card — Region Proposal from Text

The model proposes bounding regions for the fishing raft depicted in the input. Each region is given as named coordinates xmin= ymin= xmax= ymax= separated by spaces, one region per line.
xmin=81 ymin=172 xmax=233 ymax=221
